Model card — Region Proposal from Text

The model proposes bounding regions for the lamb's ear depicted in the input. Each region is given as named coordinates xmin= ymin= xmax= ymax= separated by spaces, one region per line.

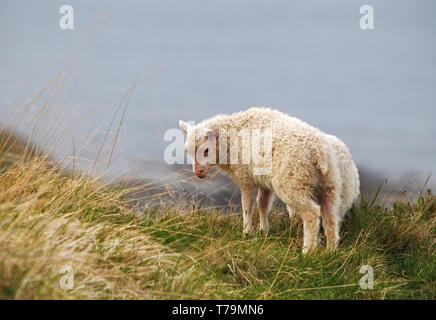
xmin=179 ymin=120 xmax=190 ymax=134
xmin=206 ymin=128 xmax=219 ymax=139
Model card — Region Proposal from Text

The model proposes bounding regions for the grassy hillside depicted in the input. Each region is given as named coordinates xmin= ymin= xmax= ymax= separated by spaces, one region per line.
xmin=1 ymin=155 xmax=435 ymax=299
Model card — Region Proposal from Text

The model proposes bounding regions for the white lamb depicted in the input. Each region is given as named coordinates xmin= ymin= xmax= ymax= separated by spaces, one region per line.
xmin=179 ymin=107 xmax=357 ymax=252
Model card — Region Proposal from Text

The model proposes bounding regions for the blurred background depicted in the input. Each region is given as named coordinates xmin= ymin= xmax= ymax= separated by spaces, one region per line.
xmin=0 ymin=0 xmax=435 ymax=206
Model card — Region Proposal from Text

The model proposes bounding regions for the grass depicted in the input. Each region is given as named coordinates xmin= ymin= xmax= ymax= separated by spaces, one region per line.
xmin=0 ymin=154 xmax=434 ymax=299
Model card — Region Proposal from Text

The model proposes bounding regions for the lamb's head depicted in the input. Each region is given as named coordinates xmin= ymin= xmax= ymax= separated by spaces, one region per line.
xmin=179 ymin=120 xmax=219 ymax=179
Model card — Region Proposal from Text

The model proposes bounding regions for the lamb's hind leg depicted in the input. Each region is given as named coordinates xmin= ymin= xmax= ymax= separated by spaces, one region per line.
xmin=300 ymin=200 xmax=321 ymax=253
xmin=286 ymin=199 xmax=321 ymax=254
xmin=320 ymin=193 xmax=340 ymax=250
xmin=257 ymin=188 xmax=273 ymax=234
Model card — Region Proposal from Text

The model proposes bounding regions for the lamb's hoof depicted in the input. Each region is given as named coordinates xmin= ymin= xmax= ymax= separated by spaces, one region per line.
xmin=258 ymin=226 xmax=273 ymax=236
xmin=242 ymin=229 xmax=254 ymax=237
xmin=302 ymin=246 xmax=315 ymax=254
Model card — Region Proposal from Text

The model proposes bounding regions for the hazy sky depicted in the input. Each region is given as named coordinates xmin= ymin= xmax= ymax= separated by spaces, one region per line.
xmin=0 ymin=0 xmax=435 ymax=183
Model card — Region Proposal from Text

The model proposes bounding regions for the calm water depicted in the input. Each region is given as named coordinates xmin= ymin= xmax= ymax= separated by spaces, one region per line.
xmin=0 ymin=1 xmax=435 ymax=186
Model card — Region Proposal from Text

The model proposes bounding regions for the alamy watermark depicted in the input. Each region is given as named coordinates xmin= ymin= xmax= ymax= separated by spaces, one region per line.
xmin=359 ymin=265 xmax=374 ymax=289
xmin=59 ymin=5 xmax=74 ymax=30
xmin=59 ymin=265 xmax=74 ymax=290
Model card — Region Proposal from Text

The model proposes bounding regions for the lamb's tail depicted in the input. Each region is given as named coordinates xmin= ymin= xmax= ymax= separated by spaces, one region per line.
xmin=316 ymin=138 xmax=337 ymax=177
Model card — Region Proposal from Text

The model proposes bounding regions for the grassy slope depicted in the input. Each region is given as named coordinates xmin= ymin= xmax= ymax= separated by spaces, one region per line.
xmin=0 ymin=130 xmax=37 ymax=170
xmin=0 ymin=156 xmax=435 ymax=299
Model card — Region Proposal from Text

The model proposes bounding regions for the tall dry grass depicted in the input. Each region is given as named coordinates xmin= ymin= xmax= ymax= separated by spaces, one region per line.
xmin=0 ymin=156 xmax=197 ymax=299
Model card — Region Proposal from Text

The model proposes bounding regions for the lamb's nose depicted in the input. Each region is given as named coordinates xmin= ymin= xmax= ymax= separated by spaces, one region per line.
xmin=195 ymin=169 xmax=206 ymax=178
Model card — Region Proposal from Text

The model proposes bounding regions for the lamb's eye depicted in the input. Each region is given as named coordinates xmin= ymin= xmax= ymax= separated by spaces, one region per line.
xmin=204 ymin=148 xmax=209 ymax=157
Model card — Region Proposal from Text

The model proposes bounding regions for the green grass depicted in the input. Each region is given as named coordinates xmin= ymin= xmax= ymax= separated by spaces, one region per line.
xmin=139 ymin=196 xmax=435 ymax=299
xmin=1 ymin=156 xmax=434 ymax=299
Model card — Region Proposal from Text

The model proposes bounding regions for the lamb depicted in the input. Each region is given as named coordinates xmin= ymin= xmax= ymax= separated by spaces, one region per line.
xmin=179 ymin=107 xmax=355 ymax=253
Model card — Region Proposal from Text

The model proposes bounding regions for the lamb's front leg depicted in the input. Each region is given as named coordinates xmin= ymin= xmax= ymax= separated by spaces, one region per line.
xmin=241 ymin=188 xmax=256 ymax=234
xmin=257 ymin=188 xmax=274 ymax=234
